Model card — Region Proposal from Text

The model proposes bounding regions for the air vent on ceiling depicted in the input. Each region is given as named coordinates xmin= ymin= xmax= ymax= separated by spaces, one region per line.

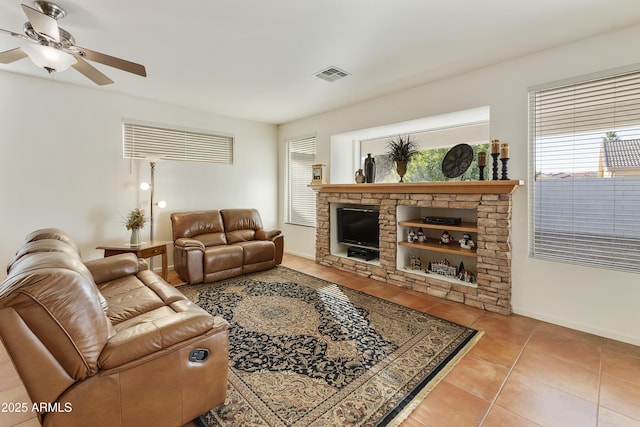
xmin=314 ymin=66 xmax=350 ymax=82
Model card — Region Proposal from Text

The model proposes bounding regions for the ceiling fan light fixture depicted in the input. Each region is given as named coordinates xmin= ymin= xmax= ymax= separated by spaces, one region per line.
xmin=22 ymin=43 xmax=76 ymax=72
xmin=1 ymin=2 xmax=146 ymax=84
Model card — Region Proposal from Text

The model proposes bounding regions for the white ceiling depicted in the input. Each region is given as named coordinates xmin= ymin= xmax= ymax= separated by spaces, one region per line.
xmin=2 ymin=0 xmax=640 ymax=125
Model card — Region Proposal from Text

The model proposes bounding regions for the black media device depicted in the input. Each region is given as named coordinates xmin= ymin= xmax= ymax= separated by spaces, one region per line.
xmin=337 ymin=207 xmax=380 ymax=257
xmin=347 ymin=246 xmax=378 ymax=261
xmin=422 ymin=216 xmax=462 ymax=225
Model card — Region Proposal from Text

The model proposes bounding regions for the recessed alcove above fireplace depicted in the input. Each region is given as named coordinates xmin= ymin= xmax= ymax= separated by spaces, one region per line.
xmin=312 ymin=181 xmax=523 ymax=315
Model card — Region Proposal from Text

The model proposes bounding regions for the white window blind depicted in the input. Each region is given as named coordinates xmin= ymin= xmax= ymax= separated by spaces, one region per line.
xmin=286 ymin=136 xmax=316 ymax=227
xmin=529 ymin=70 xmax=640 ymax=273
xmin=123 ymin=122 xmax=233 ymax=164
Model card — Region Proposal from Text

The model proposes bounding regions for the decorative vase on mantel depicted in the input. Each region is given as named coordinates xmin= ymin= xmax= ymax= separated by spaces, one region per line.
xmin=130 ymin=228 xmax=142 ymax=245
xmin=396 ymin=161 xmax=408 ymax=182
xmin=364 ymin=153 xmax=376 ymax=183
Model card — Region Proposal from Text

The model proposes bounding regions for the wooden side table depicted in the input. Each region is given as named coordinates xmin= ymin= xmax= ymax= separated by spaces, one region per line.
xmin=96 ymin=241 xmax=169 ymax=280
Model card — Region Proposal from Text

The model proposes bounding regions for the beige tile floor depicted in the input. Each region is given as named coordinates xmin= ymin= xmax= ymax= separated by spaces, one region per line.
xmin=3 ymin=254 xmax=638 ymax=427
xmin=281 ymin=254 xmax=640 ymax=427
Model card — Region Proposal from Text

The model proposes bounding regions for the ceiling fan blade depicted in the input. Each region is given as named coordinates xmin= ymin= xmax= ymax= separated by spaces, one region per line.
xmin=21 ymin=3 xmax=60 ymax=42
xmin=72 ymin=56 xmax=114 ymax=85
xmin=0 ymin=28 xmax=30 ymax=41
xmin=76 ymin=47 xmax=146 ymax=77
xmin=0 ymin=47 xmax=28 ymax=64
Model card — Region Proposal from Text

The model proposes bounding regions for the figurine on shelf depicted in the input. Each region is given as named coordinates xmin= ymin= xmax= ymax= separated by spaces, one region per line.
xmin=410 ymin=254 xmax=422 ymax=270
xmin=417 ymin=228 xmax=425 ymax=242
xmin=440 ymin=231 xmax=451 ymax=245
xmin=407 ymin=228 xmax=416 ymax=242
xmin=458 ymin=233 xmax=476 ymax=250
xmin=430 ymin=258 xmax=457 ymax=277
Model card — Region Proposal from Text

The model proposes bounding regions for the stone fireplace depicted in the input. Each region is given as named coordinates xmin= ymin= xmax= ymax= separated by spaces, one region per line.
xmin=313 ymin=181 xmax=522 ymax=315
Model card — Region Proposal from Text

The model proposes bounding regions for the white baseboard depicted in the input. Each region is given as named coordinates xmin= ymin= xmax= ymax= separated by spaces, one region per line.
xmin=283 ymin=250 xmax=315 ymax=260
xmin=513 ymin=307 xmax=640 ymax=346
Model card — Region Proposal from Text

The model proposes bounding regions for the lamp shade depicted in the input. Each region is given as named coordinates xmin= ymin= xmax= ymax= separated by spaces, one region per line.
xmin=144 ymin=153 xmax=164 ymax=163
xmin=22 ymin=44 xmax=77 ymax=72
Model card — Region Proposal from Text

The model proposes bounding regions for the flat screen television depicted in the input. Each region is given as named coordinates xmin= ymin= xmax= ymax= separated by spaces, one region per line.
xmin=337 ymin=207 xmax=379 ymax=249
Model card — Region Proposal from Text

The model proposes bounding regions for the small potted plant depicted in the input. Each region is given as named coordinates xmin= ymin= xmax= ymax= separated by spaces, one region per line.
xmin=125 ymin=207 xmax=146 ymax=245
xmin=386 ymin=135 xmax=419 ymax=182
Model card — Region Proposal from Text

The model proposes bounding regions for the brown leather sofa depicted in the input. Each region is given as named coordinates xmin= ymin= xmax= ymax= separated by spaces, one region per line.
xmin=171 ymin=209 xmax=284 ymax=284
xmin=0 ymin=229 xmax=229 ymax=427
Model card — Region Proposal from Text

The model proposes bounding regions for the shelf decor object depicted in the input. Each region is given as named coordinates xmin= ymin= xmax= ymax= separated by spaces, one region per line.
xmin=363 ymin=153 xmax=376 ymax=183
xmin=477 ymin=151 xmax=486 ymax=181
xmin=311 ymin=164 xmax=327 ymax=184
xmin=398 ymin=218 xmax=478 ymax=258
xmin=500 ymin=158 xmax=510 ymax=180
xmin=441 ymin=143 xmax=474 ymax=179
xmin=499 ymin=143 xmax=510 ymax=180
xmin=124 ymin=207 xmax=145 ymax=245
xmin=491 ymin=153 xmax=500 ymax=180
xmin=386 ymin=135 xmax=419 ymax=182
xmin=490 ymin=139 xmax=500 ymax=180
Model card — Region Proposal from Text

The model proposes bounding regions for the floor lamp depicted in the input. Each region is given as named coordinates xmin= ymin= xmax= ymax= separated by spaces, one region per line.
xmin=140 ymin=154 xmax=166 ymax=242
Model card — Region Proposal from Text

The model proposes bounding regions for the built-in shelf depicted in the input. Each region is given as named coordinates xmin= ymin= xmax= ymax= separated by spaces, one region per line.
xmin=398 ymin=219 xmax=478 ymax=233
xmin=331 ymin=246 xmax=381 ymax=266
xmin=397 ymin=207 xmax=477 ymax=288
xmin=398 ymin=240 xmax=477 ymax=257
xmin=401 ymin=267 xmax=478 ymax=288
xmin=311 ymin=180 xmax=523 ymax=194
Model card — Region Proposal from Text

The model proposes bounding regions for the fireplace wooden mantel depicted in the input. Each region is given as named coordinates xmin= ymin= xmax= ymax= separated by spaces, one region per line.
xmin=310 ymin=180 xmax=523 ymax=194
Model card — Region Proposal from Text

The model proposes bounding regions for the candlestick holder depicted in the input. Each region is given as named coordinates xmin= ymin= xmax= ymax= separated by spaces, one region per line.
xmin=491 ymin=153 xmax=500 ymax=180
xmin=500 ymin=157 xmax=509 ymax=180
xmin=478 ymin=165 xmax=486 ymax=181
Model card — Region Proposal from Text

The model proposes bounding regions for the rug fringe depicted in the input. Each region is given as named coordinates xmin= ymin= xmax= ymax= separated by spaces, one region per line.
xmin=385 ymin=330 xmax=485 ymax=427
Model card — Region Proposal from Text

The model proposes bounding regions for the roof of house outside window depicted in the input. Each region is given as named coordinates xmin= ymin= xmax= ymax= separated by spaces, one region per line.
xmin=603 ymin=139 xmax=640 ymax=169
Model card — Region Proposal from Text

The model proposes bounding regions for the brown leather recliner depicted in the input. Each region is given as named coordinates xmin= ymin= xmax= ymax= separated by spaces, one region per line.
xmin=171 ymin=209 xmax=284 ymax=284
xmin=0 ymin=229 xmax=229 ymax=427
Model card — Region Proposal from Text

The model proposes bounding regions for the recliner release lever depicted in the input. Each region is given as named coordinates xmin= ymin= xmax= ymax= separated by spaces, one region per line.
xmin=189 ymin=348 xmax=209 ymax=362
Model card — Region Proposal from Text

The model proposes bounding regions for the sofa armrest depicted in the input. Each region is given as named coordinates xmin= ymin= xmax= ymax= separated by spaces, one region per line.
xmin=255 ymin=229 xmax=281 ymax=241
xmin=173 ymin=240 xmax=205 ymax=284
xmin=174 ymin=237 xmax=206 ymax=250
xmin=85 ymin=253 xmax=144 ymax=285
xmin=98 ymin=303 xmax=228 ymax=369
xmin=272 ymin=234 xmax=284 ymax=264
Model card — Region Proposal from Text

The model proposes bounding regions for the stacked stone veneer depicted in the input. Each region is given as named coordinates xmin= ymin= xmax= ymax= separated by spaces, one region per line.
xmin=315 ymin=191 xmax=513 ymax=315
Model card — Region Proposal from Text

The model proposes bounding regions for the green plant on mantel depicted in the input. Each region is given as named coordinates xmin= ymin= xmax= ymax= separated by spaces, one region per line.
xmin=386 ymin=135 xmax=420 ymax=163
xmin=124 ymin=207 xmax=146 ymax=230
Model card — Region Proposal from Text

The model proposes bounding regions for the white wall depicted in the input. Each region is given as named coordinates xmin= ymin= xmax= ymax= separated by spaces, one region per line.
xmin=279 ymin=24 xmax=640 ymax=345
xmin=0 ymin=71 xmax=278 ymax=276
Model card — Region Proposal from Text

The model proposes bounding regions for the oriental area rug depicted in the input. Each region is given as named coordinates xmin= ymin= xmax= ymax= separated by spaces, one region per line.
xmin=179 ymin=266 xmax=480 ymax=427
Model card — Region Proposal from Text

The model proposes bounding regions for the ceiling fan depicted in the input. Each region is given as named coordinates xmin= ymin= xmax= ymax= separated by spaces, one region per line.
xmin=0 ymin=1 xmax=146 ymax=85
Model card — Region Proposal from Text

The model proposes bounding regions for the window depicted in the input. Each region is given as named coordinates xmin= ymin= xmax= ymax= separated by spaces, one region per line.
xmin=285 ymin=136 xmax=316 ymax=227
xmin=123 ymin=122 xmax=233 ymax=164
xmin=360 ymin=122 xmax=489 ymax=182
xmin=529 ymin=69 xmax=640 ymax=273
